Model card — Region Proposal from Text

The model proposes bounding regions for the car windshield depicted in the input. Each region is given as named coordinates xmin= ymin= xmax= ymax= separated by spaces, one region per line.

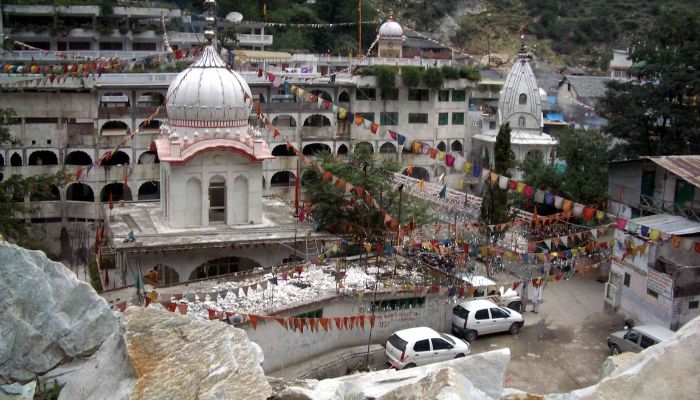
xmin=440 ymin=333 xmax=456 ymax=345
xmin=388 ymin=334 xmax=407 ymax=351
xmin=500 ymin=307 xmax=511 ymax=315
xmin=453 ymin=305 xmax=469 ymax=319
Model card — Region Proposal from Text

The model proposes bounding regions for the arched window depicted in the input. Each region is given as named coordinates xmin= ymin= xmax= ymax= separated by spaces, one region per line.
xmin=143 ymin=264 xmax=179 ymax=286
xmin=30 ymin=185 xmax=60 ymax=202
xmin=136 ymin=92 xmax=164 ymax=107
xmin=354 ymin=142 xmax=374 ymax=154
xmin=208 ymin=175 xmax=226 ymax=223
xmin=138 ymin=181 xmax=160 ymax=200
xmin=137 ymin=151 xmax=159 ymax=164
xmin=302 ymin=143 xmax=331 ymax=156
xmin=451 ymin=140 xmax=463 ymax=152
xmin=66 ymin=183 xmax=94 ymax=202
xmin=189 ymin=256 xmax=261 ymax=280
xmin=139 ymin=119 xmax=162 ymax=133
xmin=100 ymin=120 xmax=129 ymax=136
xmin=437 ymin=141 xmax=447 ymax=152
xmin=337 ymin=144 xmax=349 ymax=156
xmin=379 ymin=142 xmax=397 ymax=154
xmin=518 ymin=116 xmax=525 ymax=127
xmin=0 ymin=153 xmax=4 ymax=166
xmin=272 ymin=144 xmax=296 ymax=156
xmin=65 ymin=151 xmax=92 ymax=165
xmin=270 ymin=171 xmax=296 ymax=187
xmin=404 ymin=166 xmax=430 ymax=181
xmin=338 ymin=91 xmax=350 ymax=103
xmin=101 ymin=150 xmax=130 ymax=166
xmin=303 ymin=114 xmax=331 ymax=127
xmin=28 ymin=151 xmax=58 ymax=166
xmin=310 ymin=90 xmax=332 ymax=102
xmin=10 ymin=153 xmax=22 ymax=166
xmin=519 ymin=93 xmax=527 ymax=104
xmin=101 ymin=183 xmax=132 ymax=202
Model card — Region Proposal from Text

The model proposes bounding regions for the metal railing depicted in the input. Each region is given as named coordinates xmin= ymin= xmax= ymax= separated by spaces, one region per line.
xmin=639 ymin=194 xmax=699 ymax=222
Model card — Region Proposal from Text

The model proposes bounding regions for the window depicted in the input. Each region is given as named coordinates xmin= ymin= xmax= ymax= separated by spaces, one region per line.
xmin=293 ymin=309 xmax=322 ymax=319
xmin=431 ymin=338 xmax=453 ymax=350
xmin=624 ymin=330 xmax=640 ymax=344
xmin=490 ymin=308 xmax=509 ymax=319
xmin=690 ymin=300 xmax=699 ymax=309
xmin=356 ymin=112 xmax=375 ymax=122
xmin=99 ymin=42 xmax=123 ymax=50
xmin=438 ymin=113 xmax=449 ymax=126
xmin=381 ymin=88 xmax=399 ymax=100
xmin=452 ymin=112 xmax=465 ymax=125
xmin=372 ymin=297 xmax=425 ymax=311
xmin=380 ymin=112 xmax=399 ymax=125
xmin=388 ymin=334 xmax=407 ymax=351
xmin=437 ymin=141 xmax=447 ymax=152
xmin=408 ymin=89 xmax=429 ymax=101
xmin=453 ymin=305 xmax=469 ymax=320
xmin=640 ymin=335 xmax=657 ymax=349
xmin=413 ymin=339 xmax=431 ymax=352
xmin=647 ymin=288 xmax=659 ymax=299
xmin=208 ymin=176 xmax=226 ymax=223
xmin=133 ymin=42 xmax=157 ymax=51
xmin=452 ymin=90 xmax=466 ymax=102
xmin=489 ymin=121 xmax=496 ymax=129
xmin=356 ymin=88 xmax=376 ymax=101
xmin=474 ymin=309 xmax=490 ymax=320
xmin=408 ymin=113 xmax=428 ymax=124
xmin=518 ymin=116 xmax=525 ymax=127
xmin=519 ymin=93 xmax=527 ymax=104
xmin=623 ymin=273 xmax=631 ymax=287
xmin=438 ymin=90 xmax=450 ymax=102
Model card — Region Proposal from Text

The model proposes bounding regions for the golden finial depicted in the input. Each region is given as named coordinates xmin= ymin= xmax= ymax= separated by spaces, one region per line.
xmin=388 ymin=9 xmax=395 ymax=21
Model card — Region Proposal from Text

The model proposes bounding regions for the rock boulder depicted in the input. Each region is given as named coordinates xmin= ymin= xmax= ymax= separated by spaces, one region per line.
xmin=0 ymin=242 xmax=118 ymax=383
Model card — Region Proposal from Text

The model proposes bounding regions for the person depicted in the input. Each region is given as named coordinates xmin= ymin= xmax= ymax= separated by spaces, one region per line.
xmin=531 ymin=281 xmax=543 ymax=313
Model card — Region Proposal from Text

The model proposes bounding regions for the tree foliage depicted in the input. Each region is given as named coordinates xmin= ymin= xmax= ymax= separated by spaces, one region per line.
xmin=597 ymin=6 xmax=700 ymax=159
xmin=520 ymin=129 xmax=610 ymax=208
xmin=0 ymin=108 xmax=65 ymax=243
xmin=401 ymin=66 xmax=423 ymax=87
xmin=480 ymin=123 xmax=514 ymax=225
xmin=303 ymin=148 xmax=431 ymax=243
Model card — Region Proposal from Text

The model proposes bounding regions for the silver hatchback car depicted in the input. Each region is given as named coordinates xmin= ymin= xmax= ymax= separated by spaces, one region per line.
xmin=607 ymin=325 xmax=675 ymax=355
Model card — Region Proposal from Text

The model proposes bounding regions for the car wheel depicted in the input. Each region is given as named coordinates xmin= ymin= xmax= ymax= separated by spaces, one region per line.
xmin=508 ymin=323 xmax=521 ymax=335
xmin=508 ymin=301 xmax=522 ymax=312
xmin=466 ymin=330 xmax=478 ymax=342
xmin=404 ymin=363 xmax=417 ymax=369
xmin=454 ymin=353 xmax=465 ymax=359
xmin=610 ymin=344 xmax=621 ymax=356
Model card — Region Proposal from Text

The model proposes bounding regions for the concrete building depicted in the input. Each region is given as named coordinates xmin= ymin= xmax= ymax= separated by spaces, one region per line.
xmin=604 ymin=214 xmax=700 ymax=330
xmin=472 ymin=47 xmax=558 ymax=179
xmin=556 ymin=75 xmax=610 ymax=130
xmin=609 ymin=49 xmax=633 ymax=80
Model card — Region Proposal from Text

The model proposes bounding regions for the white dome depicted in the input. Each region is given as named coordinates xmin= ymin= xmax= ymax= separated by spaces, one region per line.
xmin=166 ymin=45 xmax=252 ymax=126
xmin=379 ymin=20 xmax=403 ymax=38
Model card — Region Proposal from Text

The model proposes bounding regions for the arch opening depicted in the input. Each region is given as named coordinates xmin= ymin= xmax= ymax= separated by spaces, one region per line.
xmin=0 ymin=153 xmax=4 ymax=166
xmin=101 ymin=150 xmax=130 ymax=166
xmin=302 ymin=143 xmax=331 ymax=156
xmin=337 ymin=144 xmax=349 ymax=156
xmin=100 ymin=120 xmax=129 ymax=136
xmin=354 ymin=142 xmax=374 ymax=154
xmin=451 ymin=140 xmax=463 ymax=152
xmin=139 ymin=119 xmax=162 ymax=132
xmin=310 ymin=90 xmax=332 ymax=102
xmin=28 ymin=151 xmax=58 ymax=166
xmin=10 ymin=153 xmax=22 ymax=166
xmin=271 ymin=114 xmax=297 ymax=127
xmin=65 ymin=150 xmax=92 ymax=165
xmin=270 ymin=171 xmax=296 ymax=187
xmin=379 ymin=142 xmax=397 ymax=154
xmin=137 ymin=151 xmax=160 ymax=164
xmin=66 ymin=183 xmax=94 ymax=202
xmin=519 ymin=93 xmax=527 ymax=105
xmin=303 ymin=114 xmax=331 ymax=127
xmin=138 ymin=181 xmax=160 ymax=200
xmin=101 ymin=183 xmax=132 ymax=202
xmin=136 ymin=92 xmax=165 ymax=107
xmin=338 ymin=91 xmax=350 ymax=103
xmin=143 ymin=264 xmax=179 ymax=286
xmin=437 ymin=141 xmax=447 ymax=152
xmin=272 ymin=144 xmax=296 ymax=156
xmin=404 ymin=166 xmax=430 ymax=182
xmin=30 ymin=184 xmax=60 ymax=201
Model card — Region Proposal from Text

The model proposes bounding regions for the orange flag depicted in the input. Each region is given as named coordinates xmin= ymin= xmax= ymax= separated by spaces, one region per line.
xmin=349 ymin=316 xmax=356 ymax=330
xmin=320 ymin=318 xmax=330 ymax=332
xmin=309 ymin=318 xmax=318 ymax=332
xmin=249 ymin=314 xmax=260 ymax=330
xmin=358 ymin=315 xmax=365 ymax=330
xmin=275 ymin=317 xmax=288 ymax=330
xmin=369 ymin=315 xmax=376 ymax=328
xmin=334 ymin=317 xmax=343 ymax=330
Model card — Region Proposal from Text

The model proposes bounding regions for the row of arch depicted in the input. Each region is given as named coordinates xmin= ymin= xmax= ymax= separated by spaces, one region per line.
xmin=143 ymin=255 xmax=264 ymax=286
xmin=99 ymin=91 xmax=165 ymax=107
xmin=99 ymin=119 xmax=162 ymax=135
xmin=0 ymin=150 xmax=159 ymax=167
xmin=270 ymin=140 xmax=464 ymax=157
xmin=10 ymin=182 xmax=160 ymax=203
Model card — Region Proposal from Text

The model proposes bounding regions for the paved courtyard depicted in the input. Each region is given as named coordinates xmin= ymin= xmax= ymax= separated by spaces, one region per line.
xmin=467 ymin=273 xmax=626 ymax=394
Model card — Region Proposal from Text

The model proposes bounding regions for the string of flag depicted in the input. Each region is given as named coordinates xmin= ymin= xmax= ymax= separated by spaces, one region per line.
xmin=253 ymin=20 xmax=381 ymax=28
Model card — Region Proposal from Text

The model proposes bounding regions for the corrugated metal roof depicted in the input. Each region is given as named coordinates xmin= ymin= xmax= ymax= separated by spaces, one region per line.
xmin=628 ymin=214 xmax=700 ymax=235
xmin=233 ymin=50 xmax=292 ymax=60
xmin=563 ymin=75 xmax=611 ymax=98
xmin=647 ymin=155 xmax=700 ymax=189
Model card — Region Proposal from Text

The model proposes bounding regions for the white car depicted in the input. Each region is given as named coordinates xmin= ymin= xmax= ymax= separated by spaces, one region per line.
xmin=451 ymin=299 xmax=524 ymax=342
xmin=457 ymin=274 xmax=523 ymax=311
xmin=386 ymin=327 xmax=470 ymax=369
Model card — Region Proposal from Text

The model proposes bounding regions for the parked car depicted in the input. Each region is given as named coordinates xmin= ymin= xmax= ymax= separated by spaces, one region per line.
xmin=456 ymin=274 xmax=523 ymax=312
xmin=386 ymin=327 xmax=470 ymax=369
xmin=451 ymin=299 xmax=524 ymax=342
xmin=607 ymin=325 xmax=674 ymax=355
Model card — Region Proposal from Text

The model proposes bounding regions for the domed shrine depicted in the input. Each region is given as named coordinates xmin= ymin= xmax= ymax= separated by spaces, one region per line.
xmin=377 ymin=10 xmax=403 ymax=58
xmin=154 ymin=24 xmax=272 ymax=228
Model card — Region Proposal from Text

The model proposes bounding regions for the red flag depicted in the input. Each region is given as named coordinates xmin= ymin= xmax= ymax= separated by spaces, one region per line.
xmin=177 ymin=303 xmax=188 ymax=315
xmin=108 ymin=192 xmax=114 ymax=210
xmin=249 ymin=314 xmax=260 ymax=330
xmin=369 ymin=315 xmax=376 ymax=328
xmin=320 ymin=318 xmax=330 ymax=332
xmin=123 ymin=166 xmax=129 ymax=188
xmin=208 ymin=308 xmax=216 ymax=320
xmin=334 ymin=317 xmax=342 ymax=330
xmin=168 ymin=302 xmax=177 ymax=312
xmin=116 ymin=301 xmax=127 ymax=312
xmin=358 ymin=315 xmax=365 ymax=330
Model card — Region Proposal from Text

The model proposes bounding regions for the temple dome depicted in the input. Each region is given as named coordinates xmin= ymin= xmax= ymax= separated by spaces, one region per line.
xmin=166 ymin=45 xmax=252 ymax=127
xmin=378 ymin=13 xmax=403 ymax=38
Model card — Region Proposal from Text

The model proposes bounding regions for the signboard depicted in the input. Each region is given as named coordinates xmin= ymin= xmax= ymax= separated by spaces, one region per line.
xmin=647 ymin=269 xmax=673 ymax=300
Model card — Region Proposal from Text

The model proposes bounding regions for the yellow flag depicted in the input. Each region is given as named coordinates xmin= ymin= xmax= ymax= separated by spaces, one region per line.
xmin=464 ymin=162 xmax=472 ymax=173
xmin=338 ymin=108 xmax=347 ymax=120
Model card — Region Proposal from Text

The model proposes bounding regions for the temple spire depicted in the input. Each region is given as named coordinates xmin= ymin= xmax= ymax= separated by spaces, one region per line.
xmin=204 ymin=0 xmax=217 ymax=45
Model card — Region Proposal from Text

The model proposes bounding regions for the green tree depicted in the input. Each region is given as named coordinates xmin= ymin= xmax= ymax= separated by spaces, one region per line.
xmin=520 ymin=129 xmax=610 ymax=208
xmin=597 ymin=6 xmax=700 ymax=159
xmin=303 ymin=148 xmax=431 ymax=244
xmin=0 ymin=108 xmax=65 ymax=243
xmin=480 ymin=122 xmax=514 ymax=225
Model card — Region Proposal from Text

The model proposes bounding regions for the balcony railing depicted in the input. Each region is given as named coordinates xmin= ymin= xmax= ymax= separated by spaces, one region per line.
xmin=235 ymin=33 xmax=273 ymax=46
xmin=639 ymin=194 xmax=699 ymax=222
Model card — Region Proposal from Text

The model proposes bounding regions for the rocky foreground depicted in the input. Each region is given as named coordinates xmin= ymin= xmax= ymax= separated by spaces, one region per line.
xmin=1 ymin=241 xmax=699 ymax=399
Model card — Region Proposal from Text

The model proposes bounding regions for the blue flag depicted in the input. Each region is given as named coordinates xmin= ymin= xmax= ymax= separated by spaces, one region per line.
xmin=439 ymin=185 xmax=447 ymax=199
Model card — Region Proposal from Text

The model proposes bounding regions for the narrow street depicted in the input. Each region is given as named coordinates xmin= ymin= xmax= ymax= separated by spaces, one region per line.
xmin=467 ymin=274 xmax=626 ymax=394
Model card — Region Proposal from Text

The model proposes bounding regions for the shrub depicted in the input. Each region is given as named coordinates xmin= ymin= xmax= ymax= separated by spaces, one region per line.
xmin=440 ymin=65 xmax=461 ymax=80
xmin=459 ymin=66 xmax=481 ymax=81
xmin=423 ymin=68 xmax=445 ymax=90
xmin=374 ymin=65 xmax=397 ymax=94
xmin=402 ymin=66 xmax=423 ymax=87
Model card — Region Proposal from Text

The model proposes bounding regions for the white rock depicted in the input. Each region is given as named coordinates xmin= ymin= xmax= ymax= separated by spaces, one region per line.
xmin=377 ymin=367 xmax=492 ymax=400
xmin=0 ymin=242 xmax=118 ymax=382
xmin=0 ymin=381 xmax=36 ymax=400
